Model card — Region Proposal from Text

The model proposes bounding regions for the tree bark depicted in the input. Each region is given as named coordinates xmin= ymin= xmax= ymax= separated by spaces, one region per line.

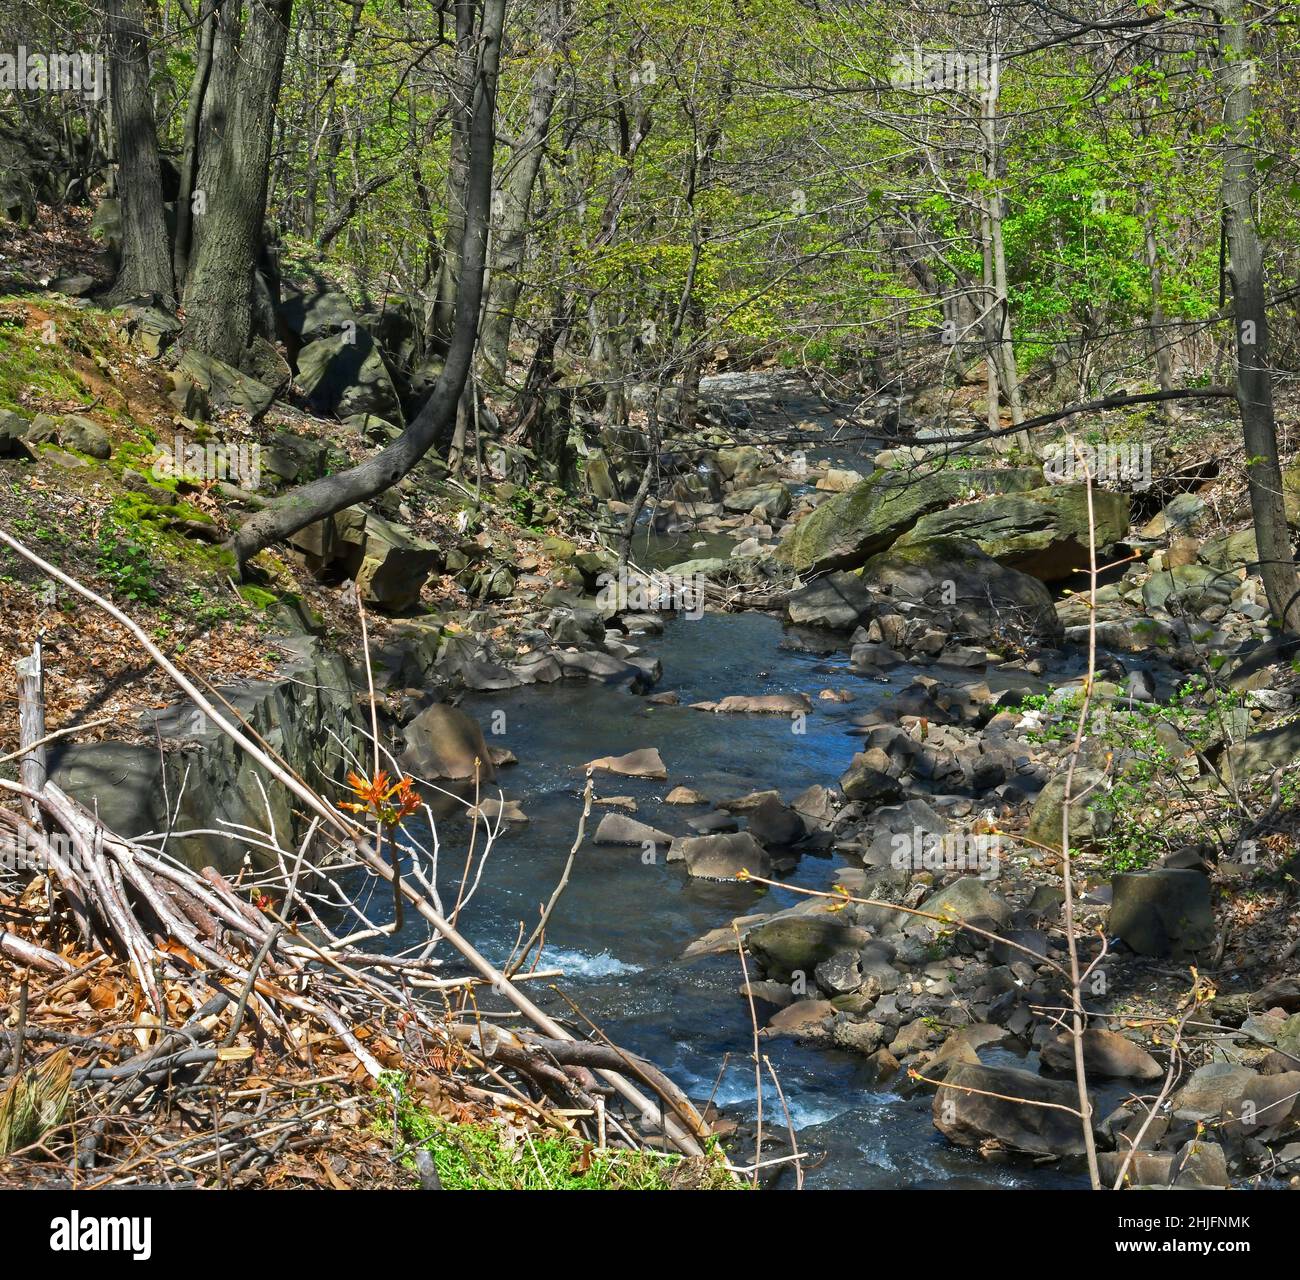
xmin=228 ymin=0 xmax=507 ymax=571
xmin=1218 ymin=0 xmax=1300 ymax=632
xmin=431 ymin=0 xmax=479 ymax=345
xmin=104 ymin=0 xmax=174 ymax=305
xmin=183 ymin=0 xmax=293 ymax=366
xmin=979 ymin=45 xmax=1026 ymax=447
xmin=478 ymin=0 xmax=568 ymax=384
xmin=190 ymin=0 xmax=239 ymax=271
xmin=173 ymin=0 xmax=217 ymax=287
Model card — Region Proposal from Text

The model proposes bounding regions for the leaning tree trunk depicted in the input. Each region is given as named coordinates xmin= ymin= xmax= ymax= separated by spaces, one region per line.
xmin=1218 ymin=0 xmax=1300 ymax=632
xmin=104 ymin=0 xmax=174 ymax=305
xmin=227 ymin=0 xmax=507 ymax=571
xmin=478 ymin=0 xmax=568 ymax=384
xmin=183 ymin=0 xmax=293 ymax=366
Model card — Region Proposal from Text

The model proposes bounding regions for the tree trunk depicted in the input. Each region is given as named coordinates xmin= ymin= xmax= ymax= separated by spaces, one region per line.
xmin=618 ymin=391 xmax=660 ymax=571
xmin=1141 ymin=191 xmax=1175 ymax=396
xmin=183 ymin=0 xmax=293 ymax=366
xmin=173 ymin=0 xmax=217 ymax=288
xmin=431 ymin=0 xmax=479 ymax=345
xmin=1218 ymin=0 xmax=1300 ymax=632
xmin=228 ymin=0 xmax=507 ymax=571
xmin=979 ymin=189 xmax=1001 ymax=435
xmin=478 ymin=0 xmax=568 ymax=384
xmin=979 ymin=47 xmax=1026 ymax=447
xmin=104 ymin=0 xmax=174 ymax=305
xmin=190 ymin=0 xmax=239 ymax=272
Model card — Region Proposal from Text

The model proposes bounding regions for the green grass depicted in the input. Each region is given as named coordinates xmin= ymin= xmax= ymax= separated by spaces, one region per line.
xmin=376 ymin=1073 xmax=737 ymax=1190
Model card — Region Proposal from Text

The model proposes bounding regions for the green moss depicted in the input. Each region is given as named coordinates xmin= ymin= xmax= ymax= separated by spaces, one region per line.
xmin=112 ymin=490 xmax=214 ymax=527
xmin=0 ymin=298 xmax=119 ymax=414
xmin=237 ymin=584 xmax=278 ymax=610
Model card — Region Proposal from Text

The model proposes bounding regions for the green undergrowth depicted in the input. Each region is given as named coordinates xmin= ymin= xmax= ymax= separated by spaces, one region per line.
xmin=0 ymin=295 xmax=120 ymax=415
xmin=375 ymin=1073 xmax=737 ymax=1191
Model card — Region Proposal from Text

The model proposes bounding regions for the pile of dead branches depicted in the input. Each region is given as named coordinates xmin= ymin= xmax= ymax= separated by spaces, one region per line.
xmin=0 ymin=528 xmax=719 ymax=1187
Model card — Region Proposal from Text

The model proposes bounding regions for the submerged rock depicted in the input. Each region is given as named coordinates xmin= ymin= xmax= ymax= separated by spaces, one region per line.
xmin=691 ymin=693 xmax=811 ymax=715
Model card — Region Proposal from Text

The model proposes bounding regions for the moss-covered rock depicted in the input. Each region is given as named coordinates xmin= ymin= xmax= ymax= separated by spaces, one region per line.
xmin=776 ymin=466 xmax=1043 ymax=574
xmin=897 ymin=484 xmax=1129 ymax=582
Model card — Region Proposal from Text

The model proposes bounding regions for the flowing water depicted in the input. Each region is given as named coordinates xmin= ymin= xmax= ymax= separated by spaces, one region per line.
xmin=367 ymin=611 xmax=1119 ymax=1188
xmin=355 ymin=372 xmax=1131 ymax=1187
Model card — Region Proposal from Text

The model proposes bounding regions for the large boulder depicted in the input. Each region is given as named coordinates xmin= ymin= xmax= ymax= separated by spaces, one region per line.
xmin=1170 ymin=1063 xmax=1256 ymax=1117
xmin=1225 ymin=721 xmax=1300 ymax=783
xmin=746 ymin=912 xmax=869 ymax=982
xmin=1041 ymin=1029 xmax=1163 ymax=1080
xmin=715 ymin=445 xmax=764 ymax=486
xmin=0 ymin=121 xmax=62 ymax=225
xmin=401 ymin=703 xmax=496 ymax=782
xmin=1025 ymin=768 xmax=1112 ymax=852
xmin=1142 ymin=564 xmax=1236 ymax=616
xmin=777 ymin=466 xmax=1042 ymax=574
xmin=52 ymin=640 xmax=369 ymax=875
xmin=746 ymin=796 xmax=806 ymax=847
xmin=859 ymin=538 xmax=1062 ymax=644
xmin=354 ymin=512 xmax=441 ymax=612
xmin=296 ymin=330 xmax=405 ymax=424
xmin=177 ymin=349 xmax=276 ymax=416
xmin=723 ymin=483 xmax=791 ymax=520
xmin=1109 ymin=869 xmax=1215 ymax=958
xmin=677 ymin=831 xmax=771 ymax=881
xmin=897 ymin=485 xmax=1129 ymax=582
xmin=785 ymin=571 xmax=872 ymax=630
xmin=279 ymin=287 xmax=361 ymax=343
xmin=288 ymin=506 xmax=369 ymax=577
xmin=920 ymin=876 xmax=1012 ymax=933
xmin=934 ymin=1062 xmax=1087 ymax=1156
xmin=57 ymin=414 xmax=112 ymax=459
xmin=839 ymin=756 xmax=905 ymax=807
